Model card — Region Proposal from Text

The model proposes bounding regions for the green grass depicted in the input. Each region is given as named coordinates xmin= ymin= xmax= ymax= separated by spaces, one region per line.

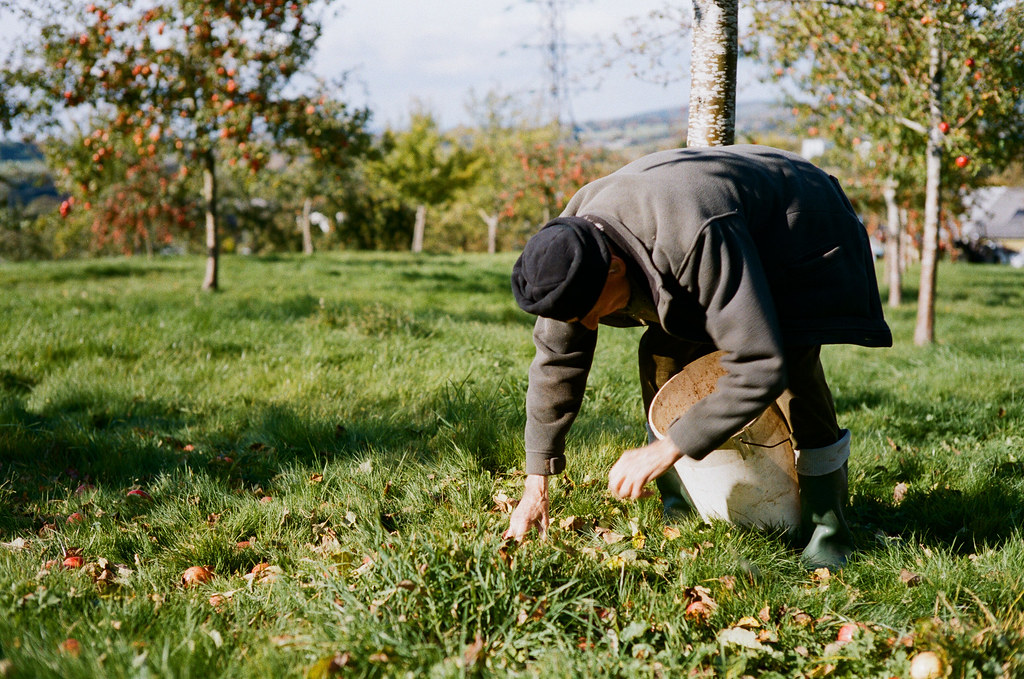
xmin=1 ymin=252 xmax=1023 ymax=678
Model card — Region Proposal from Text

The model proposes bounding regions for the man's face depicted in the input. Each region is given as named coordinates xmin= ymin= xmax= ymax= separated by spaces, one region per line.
xmin=568 ymin=255 xmax=630 ymax=330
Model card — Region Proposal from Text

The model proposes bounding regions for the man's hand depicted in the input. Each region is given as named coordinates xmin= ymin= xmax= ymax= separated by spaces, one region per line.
xmin=502 ymin=474 xmax=549 ymax=542
xmin=608 ymin=437 xmax=682 ymax=500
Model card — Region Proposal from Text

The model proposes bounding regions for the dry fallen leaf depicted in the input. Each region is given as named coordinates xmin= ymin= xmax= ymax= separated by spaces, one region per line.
xmin=492 ymin=492 xmax=516 ymax=514
xmin=245 ymin=562 xmax=283 ymax=585
xmin=681 ymin=585 xmax=717 ymax=623
xmin=596 ymin=527 xmax=626 ymax=545
xmin=515 ymin=593 xmax=548 ymax=625
xmin=308 ymin=652 xmax=351 ymax=679
xmin=1 ymin=538 xmax=29 ymax=551
xmin=893 ymin=482 xmax=909 ymax=504
xmin=462 ymin=634 xmax=485 ymax=668
xmin=718 ymin=626 xmax=771 ymax=651
xmin=900 ymin=568 xmax=923 ymax=587
xmin=353 ymin=556 xmax=375 ymax=577
xmin=496 ymin=541 xmax=514 ymax=568
xmin=559 ymin=515 xmax=590 ymax=532
xmin=662 ymin=526 xmax=681 ymax=541
xmin=788 ymin=608 xmax=813 ymax=626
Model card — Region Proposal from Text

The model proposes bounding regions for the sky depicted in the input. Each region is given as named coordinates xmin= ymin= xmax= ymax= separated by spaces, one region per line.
xmin=0 ymin=0 xmax=774 ymax=133
xmin=313 ymin=0 xmax=774 ymax=130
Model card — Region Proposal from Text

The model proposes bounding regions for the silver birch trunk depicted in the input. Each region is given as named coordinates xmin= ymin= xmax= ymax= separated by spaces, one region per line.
xmin=201 ymin=152 xmax=219 ymax=291
xmin=411 ymin=204 xmax=426 ymax=253
xmin=914 ymin=25 xmax=943 ymax=346
xmin=301 ymin=197 xmax=313 ymax=256
xmin=686 ymin=0 xmax=738 ymax=148
xmin=882 ymin=177 xmax=902 ymax=308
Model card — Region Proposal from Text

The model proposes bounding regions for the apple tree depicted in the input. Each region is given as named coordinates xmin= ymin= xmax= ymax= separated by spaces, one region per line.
xmin=750 ymin=0 xmax=1024 ymax=344
xmin=0 ymin=0 xmax=369 ymax=288
xmin=369 ymin=111 xmax=481 ymax=253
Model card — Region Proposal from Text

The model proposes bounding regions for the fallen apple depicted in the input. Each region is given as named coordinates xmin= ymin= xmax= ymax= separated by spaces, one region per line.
xmin=837 ymin=622 xmax=857 ymax=643
xmin=910 ymin=650 xmax=944 ymax=679
xmin=66 ymin=512 xmax=85 ymax=524
xmin=60 ymin=638 xmax=81 ymax=656
xmin=181 ymin=565 xmax=215 ymax=587
xmin=63 ymin=555 xmax=84 ymax=569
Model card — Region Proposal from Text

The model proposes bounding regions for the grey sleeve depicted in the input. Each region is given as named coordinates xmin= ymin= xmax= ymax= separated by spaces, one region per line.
xmin=667 ymin=217 xmax=788 ymax=459
xmin=523 ymin=316 xmax=598 ymax=475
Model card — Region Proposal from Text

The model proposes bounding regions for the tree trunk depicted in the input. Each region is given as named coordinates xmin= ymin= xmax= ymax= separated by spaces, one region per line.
xmin=479 ymin=209 xmax=499 ymax=254
xmin=301 ymin=197 xmax=313 ymax=256
xmin=686 ymin=0 xmax=738 ymax=148
xmin=882 ymin=177 xmax=902 ymax=308
xmin=201 ymin=151 xmax=219 ymax=291
xmin=411 ymin=204 xmax=426 ymax=253
xmin=914 ymin=25 xmax=943 ymax=346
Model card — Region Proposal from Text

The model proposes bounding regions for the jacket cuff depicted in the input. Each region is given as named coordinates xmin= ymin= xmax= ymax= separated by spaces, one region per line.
xmin=524 ymin=452 xmax=566 ymax=475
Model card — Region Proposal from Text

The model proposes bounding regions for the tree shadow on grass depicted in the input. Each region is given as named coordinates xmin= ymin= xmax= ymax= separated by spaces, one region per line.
xmin=0 ymin=372 xmax=535 ymax=536
xmin=0 ymin=391 xmax=439 ymax=532
xmin=16 ymin=262 xmax=184 ymax=285
xmin=852 ymin=472 xmax=1024 ymax=555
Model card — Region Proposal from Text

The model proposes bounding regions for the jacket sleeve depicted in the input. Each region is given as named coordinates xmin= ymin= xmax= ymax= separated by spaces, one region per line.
xmin=523 ymin=316 xmax=598 ymax=475
xmin=666 ymin=216 xmax=788 ymax=459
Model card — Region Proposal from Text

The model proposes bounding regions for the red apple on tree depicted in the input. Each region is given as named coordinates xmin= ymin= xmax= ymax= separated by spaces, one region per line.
xmin=938 ymin=121 xmax=950 ymax=133
xmin=955 ymin=155 xmax=970 ymax=168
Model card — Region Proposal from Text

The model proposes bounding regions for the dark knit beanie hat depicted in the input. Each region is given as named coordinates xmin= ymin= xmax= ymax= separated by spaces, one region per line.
xmin=511 ymin=217 xmax=611 ymax=321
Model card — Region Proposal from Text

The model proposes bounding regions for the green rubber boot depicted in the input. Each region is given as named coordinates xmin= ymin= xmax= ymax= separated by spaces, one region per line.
xmin=649 ymin=425 xmax=695 ymax=522
xmin=655 ymin=466 xmax=695 ymax=522
xmin=798 ymin=461 xmax=854 ymax=570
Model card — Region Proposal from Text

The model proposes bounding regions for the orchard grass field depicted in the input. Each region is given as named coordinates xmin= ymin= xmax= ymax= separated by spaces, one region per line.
xmin=1 ymin=252 xmax=1023 ymax=678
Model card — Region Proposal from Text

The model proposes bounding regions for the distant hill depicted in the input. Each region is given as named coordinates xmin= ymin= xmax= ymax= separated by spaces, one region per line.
xmin=0 ymin=141 xmax=61 ymax=212
xmin=0 ymin=141 xmax=45 ymax=163
xmin=576 ymin=100 xmax=798 ymax=154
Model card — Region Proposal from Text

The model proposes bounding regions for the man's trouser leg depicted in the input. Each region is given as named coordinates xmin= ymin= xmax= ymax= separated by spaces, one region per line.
xmin=776 ymin=346 xmax=855 ymax=570
xmin=638 ymin=326 xmax=714 ymax=522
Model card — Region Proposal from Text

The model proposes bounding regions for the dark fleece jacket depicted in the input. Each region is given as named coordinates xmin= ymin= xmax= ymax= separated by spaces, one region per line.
xmin=523 ymin=144 xmax=892 ymax=476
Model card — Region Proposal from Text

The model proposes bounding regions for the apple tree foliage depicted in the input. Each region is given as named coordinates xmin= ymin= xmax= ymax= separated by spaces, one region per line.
xmin=368 ymin=111 xmax=482 ymax=253
xmin=0 ymin=0 xmax=369 ymax=288
xmin=458 ymin=91 xmax=610 ymax=253
xmin=750 ymin=0 xmax=1024 ymax=344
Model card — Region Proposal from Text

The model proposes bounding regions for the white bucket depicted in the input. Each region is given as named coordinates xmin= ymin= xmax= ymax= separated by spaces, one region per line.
xmin=647 ymin=351 xmax=800 ymax=532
